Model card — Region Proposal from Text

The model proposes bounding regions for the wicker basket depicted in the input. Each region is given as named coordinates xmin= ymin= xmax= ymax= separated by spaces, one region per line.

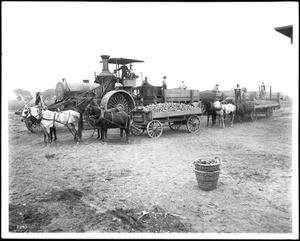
xmin=194 ymin=169 xmax=220 ymax=191
xmin=194 ymin=157 xmax=220 ymax=172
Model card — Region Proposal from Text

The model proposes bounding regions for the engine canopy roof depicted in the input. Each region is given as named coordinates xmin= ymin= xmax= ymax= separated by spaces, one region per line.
xmin=107 ymin=57 xmax=144 ymax=65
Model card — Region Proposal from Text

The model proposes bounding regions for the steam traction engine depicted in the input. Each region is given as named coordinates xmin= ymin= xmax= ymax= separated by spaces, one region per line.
xmin=51 ymin=55 xmax=143 ymax=113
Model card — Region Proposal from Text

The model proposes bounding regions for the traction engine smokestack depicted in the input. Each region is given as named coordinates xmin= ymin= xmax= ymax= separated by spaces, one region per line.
xmin=99 ymin=55 xmax=114 ymax=77
xmin=94 ymin=55 xmax=114 ymax=85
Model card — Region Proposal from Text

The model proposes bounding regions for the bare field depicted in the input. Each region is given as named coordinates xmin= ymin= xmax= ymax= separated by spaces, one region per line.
xmin=7 ymin=103 xmax=294 ymax=235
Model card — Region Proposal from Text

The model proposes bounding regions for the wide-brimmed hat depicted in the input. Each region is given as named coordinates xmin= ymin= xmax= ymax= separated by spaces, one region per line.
xmin=163 ymin=76 xmax=167 ymax=79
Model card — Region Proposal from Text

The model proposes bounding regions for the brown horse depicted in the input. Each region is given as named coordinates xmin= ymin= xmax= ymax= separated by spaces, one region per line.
xmin=202 ymin=100 xmax=217 ymax=127
xmin=84 ymin=103 xmax=132 ymax=143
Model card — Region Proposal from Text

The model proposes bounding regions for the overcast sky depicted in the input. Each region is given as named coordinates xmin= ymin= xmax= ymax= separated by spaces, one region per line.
xmin=2 ymin=2 xmax=299 ymax=100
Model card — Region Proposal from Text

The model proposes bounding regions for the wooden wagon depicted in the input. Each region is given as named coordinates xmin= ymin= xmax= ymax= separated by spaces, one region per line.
xmin=236 ymin=86 xmax=282 ymax=122
xmin=243 ymin=100 xmax=281 ymax=122
xmin=130 ymin=108 xmax=202 ymax=138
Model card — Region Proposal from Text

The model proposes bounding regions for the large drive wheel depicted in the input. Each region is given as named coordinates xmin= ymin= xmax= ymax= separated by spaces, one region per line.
xmin=147 ymin=120 xmax=163 ymax=139
xmin=186 ymin=115 xmax=201 ymax=133
xmin=25 ymin=119 xmax=42 ymax=133
xmin=169 ymin=122 xmax=181 ymax=130
xmin=100 ymin=90 xmax=135 ymax=114
xmin=250 ymin=111 xmax=258 ymax=122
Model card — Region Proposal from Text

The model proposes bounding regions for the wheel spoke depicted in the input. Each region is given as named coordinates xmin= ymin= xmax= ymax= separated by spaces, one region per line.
xmin=147 ymin=120 xmax=163 ymax=138
xmin=187 ymin=115 xmax=200 ymax=133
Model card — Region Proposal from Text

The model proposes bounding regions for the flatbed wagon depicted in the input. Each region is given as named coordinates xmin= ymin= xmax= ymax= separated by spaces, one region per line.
xmin=234 ymin=85 xmax=282 ymax=122
xmin=131 ymin=107 xmax=202 ymax=138
xmin=243 ymin=100 xmax=281 ymax=122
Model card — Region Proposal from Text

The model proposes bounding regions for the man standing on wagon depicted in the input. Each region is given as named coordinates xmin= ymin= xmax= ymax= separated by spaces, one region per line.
xmin=234 ymin=84 xmax=242 ymax=104
xmin=213 ymin=84 xmax=219 ymax=92
xmin=260 ymin=82 xmax=266 ymax=99
xmin=162 ymin=76 xmax=167 ymax=89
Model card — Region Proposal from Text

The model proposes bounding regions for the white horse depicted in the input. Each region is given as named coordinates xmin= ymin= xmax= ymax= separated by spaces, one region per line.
xmin=21 ymin=105 xmax=82 ymax=146
xmin=20 ymin=105 xmax=57 ymax=141
xmin=212 ymin=101 xmax=236 ymax=128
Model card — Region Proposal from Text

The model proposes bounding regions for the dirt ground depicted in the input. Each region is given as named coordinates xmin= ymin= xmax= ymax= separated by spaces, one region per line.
xmin=5 ymin=101 xmax=295 ymax=237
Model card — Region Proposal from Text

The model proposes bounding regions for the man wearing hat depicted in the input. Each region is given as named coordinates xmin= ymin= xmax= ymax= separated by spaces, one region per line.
xmin=213 ymin=84 xmax=219 ymax=92
xmin=260 ymin=82 xmax=266 ymax=98
xmin=129 ymin=64 xmax=135 ymax=79
xmin=162 ymin=76 xmax=167 ymax=89
xmin=179 ymin=81 xmax=187 ymax=90
xmin=234 ymin=84 xmax=242 ymax=103
xmin=116 ymin=64 xmax=129 ymax=79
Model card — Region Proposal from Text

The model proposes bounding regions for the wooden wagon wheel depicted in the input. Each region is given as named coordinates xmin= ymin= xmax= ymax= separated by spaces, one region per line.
xmin=131 ymin=124 xmax=145 ymax=136
xmin=25 ymin=119 xmax=42 ymax=133
xmin=266 ymin=108 xmax=273 ymax=118
xmin=186 ymin=115 xmax=201 ymax=133
xmin=250 ymin=111 xmax=258 ymax=122
xmin=147 ymin=120 xmax=163 ymax=139
xmin=169 ymin=122 xmax=181 ymax=130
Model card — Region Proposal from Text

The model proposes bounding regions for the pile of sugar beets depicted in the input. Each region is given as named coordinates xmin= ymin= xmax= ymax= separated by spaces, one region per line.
xmin=194 ymin=158 xmax=219 ymax=165
xmin=143 ymin=103 xmax=201 ymax=113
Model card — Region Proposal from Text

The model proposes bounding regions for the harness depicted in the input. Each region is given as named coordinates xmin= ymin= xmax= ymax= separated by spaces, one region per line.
xmin=41 ymin=111 xmax=76 ymax=137
xmin=86 ymin=105 xmax=131 ymax=131
xmin=24 ymin=107 xmax=43 ymax=124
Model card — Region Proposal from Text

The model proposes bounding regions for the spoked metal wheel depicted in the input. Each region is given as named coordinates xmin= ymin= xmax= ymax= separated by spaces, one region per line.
xmin=186 ymin=115 xmax=201 ymax=133
xmin=250 ymin=111 xmax=258 ymax=122
xmin=266 ymin=108 xmax=273 ymax=118
xmin=25 ymin=119 xmax=42 ymax=133
xmin=100 ymin=90 xmax=135 ymax=114
xmin=131 ymin=124 xmax=145 ymax=136
xmin=169 ymin=122 xmax=181 ymax=130
xmin=147 ymin=120 xmax=163 ymax=139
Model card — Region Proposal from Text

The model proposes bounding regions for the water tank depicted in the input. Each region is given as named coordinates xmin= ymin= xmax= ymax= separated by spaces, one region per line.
xmin=55 ymin=81 xmax=100 ymax=101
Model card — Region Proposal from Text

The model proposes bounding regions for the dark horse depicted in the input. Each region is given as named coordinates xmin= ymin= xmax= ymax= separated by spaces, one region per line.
xmin=84 ymin=103 xmax=132 ymax=143
xmin=235 ymin=104 xmax=246 ymax=123
xmin=201 ymin=99 xmax=217 ymax=127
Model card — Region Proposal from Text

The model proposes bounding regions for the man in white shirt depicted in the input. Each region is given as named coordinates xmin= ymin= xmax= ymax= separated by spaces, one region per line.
xmin=179 ymin=81 xmax=187 ymax=90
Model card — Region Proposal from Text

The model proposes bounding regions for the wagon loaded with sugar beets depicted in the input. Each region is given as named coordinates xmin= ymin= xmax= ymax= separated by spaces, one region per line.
xmin=130 ymin=102 xmax=203 ymax=139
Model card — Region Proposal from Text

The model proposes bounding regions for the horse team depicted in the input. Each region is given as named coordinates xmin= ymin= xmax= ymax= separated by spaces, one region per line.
xmin=201 ymin=98 xmax=243 ymax=128
xmin=20 ymin=98 xmax=241 ymax=146
xmin=20 ymin=98 xmax=131 ymax=146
